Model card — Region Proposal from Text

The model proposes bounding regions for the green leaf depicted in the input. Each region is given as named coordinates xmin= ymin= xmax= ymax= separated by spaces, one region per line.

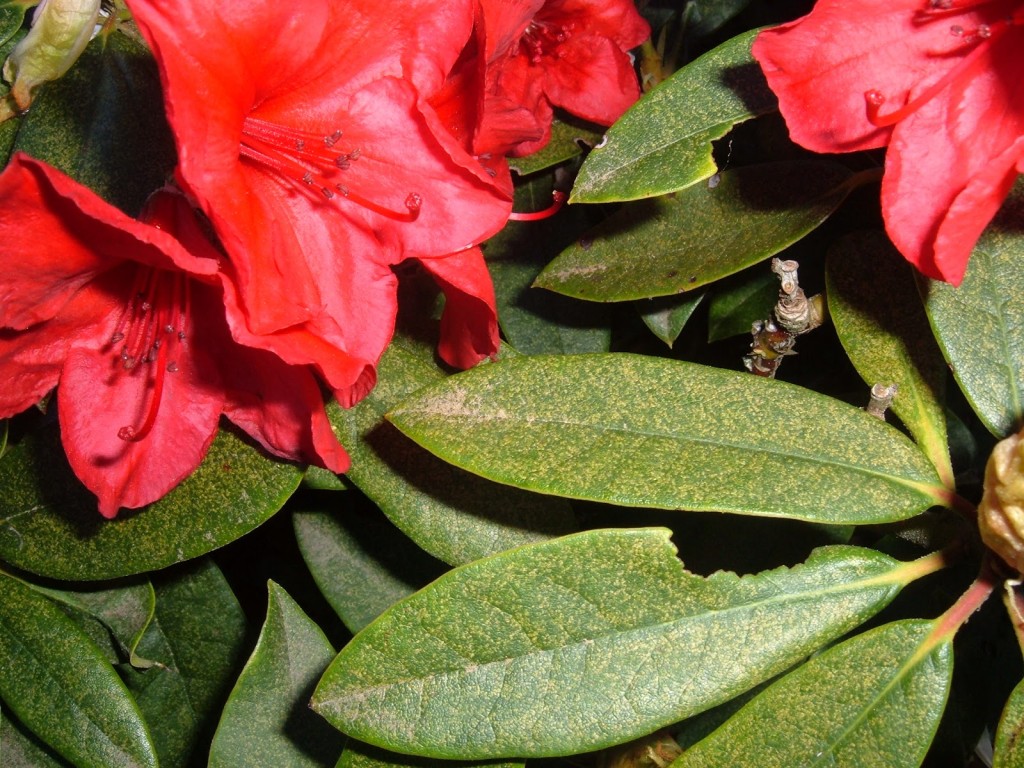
xmin=337 ymin=739 xmax=523 ymax=768
xmin=637 ymin=292 xmax=704 ymax=348
xmin=706 ymin=271 xmax=777 ymax=342
xmin=312 ymin=529 xmax=926 ymax=759
xmin=293 ymin=509 xmax=445 ymax=634
xmin=333 ymin=335 xmax=576 ymax=567
xmin=0 ymin=571 xmax=158 ymax=767
xmin=688 ymin=0 xmax=755 ymax=37
xmin=119 ymin=560 xmax=247 ymax=768
xmin=994 ymin=677 xmax=1024 ymax=768
xmin=31 ymin=580 xmax=156 ymax=667
xmin=672 ymin=620 xmax=952 ymax=768
xmin=571 ymin=28 xmax=776 ymax=203
xmin=485 ymin=177 xmax=614 ymax=355
xmin=0 ymin=424 xmax=302 ymax=580
xmin=387 ymin=354 xmax=945 ymax=524
xmin=1 ymin=707 xmax=70 ymax=767
xmin=0 ymin=0 xmax=30 ymax=50
xmin=537 ymin=160 xmax=855 ymax=301
xmin=507 ymin=118 xmax=602 ymax=176
xmin=210 ymin=582 xmax=343 ymax=768
xmin=11 ymin=30 xmax=175 ymax=215
xmin=827 ymin=232 xmax=954 ymax=488
xmin=922 ymin=189 xmax=1024 ymax=437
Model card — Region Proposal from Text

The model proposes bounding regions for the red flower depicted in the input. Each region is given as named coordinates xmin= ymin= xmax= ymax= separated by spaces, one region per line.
xmin=126 ymin=0 xmax=511 ymax=404
xmin=0 ymin=153 xmax=349 ymax=518
xmin=472 ymin=0 xmax=650 ymax=157
xmin=752 ymin=0 xmax=1024 ymax=285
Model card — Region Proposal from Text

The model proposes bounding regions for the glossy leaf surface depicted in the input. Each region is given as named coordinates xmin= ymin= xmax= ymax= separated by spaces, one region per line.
xmin=994 ymin=677 xmax=1024 ymax=768
xmin=673 ymin=620 xmax=951 ymax=768
xmin=828 ymin=232 xmax=954 ymax=487
xmin=331 ymin=335 xmax=576 ymax=567
xmin=0 ymin=571 xmax=157 ymax=767
xmin=294 ymin=509 xmax=445 ymax=634
xmin=923 ymin=191 xmax=1024 ymax=438
xmin=313 ymin=529 xmax=918 ymax=758
xmin=210 ymin=582 xmax=343 ymax=767
xmin=120 ymin=560 xmax=247 ymax=767
xmin=572 ymin=28 xmax=776 ymax=203
xmin=538 ymin=160 xmax=854 ymax=301
xmin=0 ymin=425 xmax=302 ymax=580
xmin=388 ymin=354 xmax=944 ymax=523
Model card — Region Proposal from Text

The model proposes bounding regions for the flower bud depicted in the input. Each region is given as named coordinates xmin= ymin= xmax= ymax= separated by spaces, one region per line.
xmin=2 ymin=0 xmax=101 ymax=115
xmin=979 ymin=428 xmax=1024 ymax=573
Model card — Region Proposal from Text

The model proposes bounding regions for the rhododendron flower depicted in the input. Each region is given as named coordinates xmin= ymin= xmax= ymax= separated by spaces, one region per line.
xmin=127 ymin=0 xmax=510 ymax=405
xmin=0 ymin=153 xmax=348 ymax=518
xmin=752 ymin=0 xmax=1024 ymax=285
xmin=472 ymin=0 xmax=650 ymax=156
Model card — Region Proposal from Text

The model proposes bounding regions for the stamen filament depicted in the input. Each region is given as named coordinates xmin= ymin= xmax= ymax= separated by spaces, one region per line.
xmin=509 ymin=190 xmax=567 ymax=221
xmin=865 ymin=13 xmax=1014 ymax=127
xmin=240 ymin=119 xmax=421 ymax=222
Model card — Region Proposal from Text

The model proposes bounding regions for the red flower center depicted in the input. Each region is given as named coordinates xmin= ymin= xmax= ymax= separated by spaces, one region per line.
xmin=109 ymin=266 xmax=190 ymax=443
xmin=239 ymin=118 xmax=422 ymax=222
xmin=864 ymin=0 xmax=1024 ymax=126
xmin=516 ymin=17 xmax=575 ymax=63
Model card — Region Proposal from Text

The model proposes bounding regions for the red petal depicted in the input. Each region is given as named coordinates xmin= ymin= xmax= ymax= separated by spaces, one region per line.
xmin=0 ymin=278 xmax=114 ymax=418
xmin=0 ymin=154 xmax=217 ymax=331
xmin=880 ymin=36 xmax=1024 ymax=283
xmin=541 ymin=34 xmax=640 ymax=126
xmin=417 ymin=247 xmax=500 ymax=369
xmin=216 ymin=261 xmax=386 ymax=408
xmin=751 ymin=0 xmax=997 ymax=153
xmin=218 ymin=342 xmax=350 ymax=475
xmin=58 ymin=288 xmax=224 ymax=518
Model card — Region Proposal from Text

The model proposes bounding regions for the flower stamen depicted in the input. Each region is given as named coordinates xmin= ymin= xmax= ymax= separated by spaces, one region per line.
xmin=864 ymin=7 xmax=1020 ymax=127
xmin=509 ymin=190 xmax=567 ymax=221
xmin=113 ymin=268 xmax=189 ymax=443
xmin=240 ymin=118 xmax=422 ymax=223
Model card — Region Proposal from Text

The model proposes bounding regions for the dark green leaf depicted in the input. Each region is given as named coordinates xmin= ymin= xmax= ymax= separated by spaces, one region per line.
xmin=485 ymin=178 xmax=614 ymax=355
xmin=672 ymin=620 xmax=952 ymax=768
xmin=994 ymin=677 xmax=1024 ymax=768
xmin=828 ymin=232 xmax=954 ymax=487
xmin=538 ymin=160 xmax=855 ymax=301
xmin=120 ymin=560 xmax=247 ymax=768
xmin=312 ymin=529 xmax=926 ymax=759
xmin=706 ymin=271 xmax=777 ymax=342
xmin=337 ymin=739 xmax=522 ymax=768
xmin=571 ymin=28 xmax=776 ymax=203
xmin=210 ymin=582 xmax=343 ymax=768
xmin=0 ymin=0 xmax=30 ymax=49
xmin=637 ymin=292 xmax=704 ymax=347
xmin=0 ymin=571 xmax=157 ymax=767
xmin=688 ymin=0 xmax=755 ymax=37
xmin=293 ymin=509 xmax=445 ymax=634
xmin=11 ymin=30 xmax=175 ymax=215
xmin=1 ymin=707 xmax=70 ymax=767
xmin=922 ymin=189 xmax=1024 ymax=438
xmin=0 ymin=423 xmax=302 ymax=581
xmin=31 ymin=580 xmax=156 ymax=667
xmin=507 ymin=118 xmax=602 ymax=176
xmin=333 ymin=335 xmax=576 ymax=566
xmin=388 ymin=354 xmax=945 ymax=524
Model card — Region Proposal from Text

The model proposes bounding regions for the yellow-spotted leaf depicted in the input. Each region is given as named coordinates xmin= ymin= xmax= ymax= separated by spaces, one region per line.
xmin=313 ymin=529 xmax=937 ymax=759
xmin=387 ymin=354 xmax=946 ymax=524
xmin=672 ymin=620 xmax=951 ymax=768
